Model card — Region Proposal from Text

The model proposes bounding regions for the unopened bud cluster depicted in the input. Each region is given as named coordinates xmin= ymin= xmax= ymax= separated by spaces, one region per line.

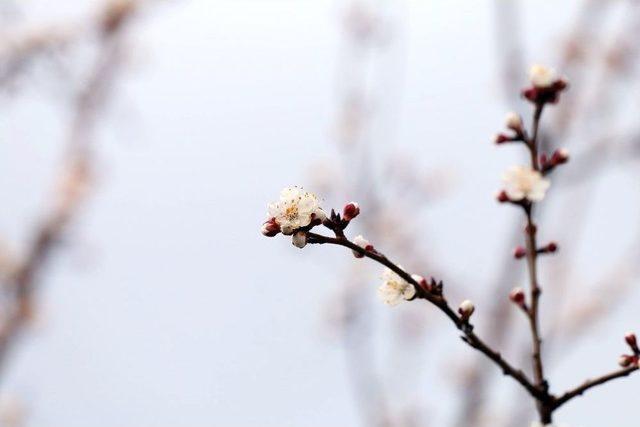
xmin=619 ymin=332 xmax=640 ymax=368
xmin=540 ymin=149 xmax=570 ymax=174
xmin=522 ymin=65 xmax=568 ymax=105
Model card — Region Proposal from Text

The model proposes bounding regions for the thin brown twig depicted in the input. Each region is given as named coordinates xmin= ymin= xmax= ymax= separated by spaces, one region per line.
xmin=521 ymin=102 xmax=552 ymax=423
xmin=553 ymin=366 xmax=639 ymax=410
xmin=306 ymin=231 xmax=546 ymax=401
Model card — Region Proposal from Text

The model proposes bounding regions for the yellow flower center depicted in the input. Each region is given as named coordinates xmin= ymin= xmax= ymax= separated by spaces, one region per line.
xmin=284 ymin=204 xmax=299 ymax=221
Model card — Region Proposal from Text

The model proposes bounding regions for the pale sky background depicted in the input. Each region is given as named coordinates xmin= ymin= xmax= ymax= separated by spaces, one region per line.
xmin=0 ymin=1 xmax=639 ymax=426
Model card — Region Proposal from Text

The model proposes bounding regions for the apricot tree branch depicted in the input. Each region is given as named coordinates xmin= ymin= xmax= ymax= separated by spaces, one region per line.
xmin=305 ymin=231 xmax=546 ymax=401
xmin=553 ymin=365 xmax=639 ymax=409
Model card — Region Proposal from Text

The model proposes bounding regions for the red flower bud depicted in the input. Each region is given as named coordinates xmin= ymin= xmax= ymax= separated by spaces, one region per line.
xmin=496 ymin=190 xmax=510 ymax=203
xmin=261 ymin=217 xmax=281 ymax=237
xmin=522 ymin=87 xmax=539 ymax=103
xmin=342 ymin=202 xmax=360 ymax=222
xmin=494 ymin=133 xmax=511 ymax=144
xmin=509 ymin=287 xmax=526 ymax=307
xmin=513 ymin=246 xmax=527 ymax=259
xmin=625 ymin=332 xmax=638 ymax=351
xmin=619 ymin=354 xmax=635 ymax=368
xmin=551 ymin=148 xmax=570 ymax=165
xmin=546 ymin=242 xmax=558 ymax=253
xmin=539 ymin=153 xmax=548 ymax=169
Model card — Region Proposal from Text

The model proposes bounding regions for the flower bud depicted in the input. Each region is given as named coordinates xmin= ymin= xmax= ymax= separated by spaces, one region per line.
xmin=342 ymin=202 xmax=360 ymax=221
xmin=625 ymin=332 xmax=638 ymax=351
xmin=261 ymin=218 xmax=281 ymax=237
xmin=411 ymin=274 xmax=430 ymax=292
xmin=551 ymin=148 xmax=570 ymax=165
xmin=458 ymin=299 xmax=475 ymax=320
xmin=505 ymin=112 xmax=523 ymax=132
xmin=353 ymin=235 xmax=373 ymax=258
xmin=312 ymin=209 xmax=327 ymax=224
xmin=619 ymin=354 xmax=635 ymax=368
xmin=495 ymin=190 xmax=510 ymax=203
xmin=494 ymin=133 xmax=511 ymax=144
xmin=513 ymin=246 xmax=527 ymax=259
xmin=292 ymin=231 xmax=307 ymax=248
xmin=546 ymin=242 xmax=558 ymax=253
xmin=509 ymin=287 xmax=526 ymax=306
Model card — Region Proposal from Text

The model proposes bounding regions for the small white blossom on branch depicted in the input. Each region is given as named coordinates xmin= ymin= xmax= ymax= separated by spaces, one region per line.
xmin=502 ymin=166 xmax=550 ymax=202
xmin=529 ymin=64 xmax=557 ymax=89
xmin=265 ymin=186 xmax=326 ymax=235
xmin=377 ymin=267 xmax=415 ymax=306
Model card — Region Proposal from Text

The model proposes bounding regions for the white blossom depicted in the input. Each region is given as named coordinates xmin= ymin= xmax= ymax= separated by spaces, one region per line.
xmin=267 ymin=186 xmax=326 ymax=235
xmin=529 ymin=65 xmax=557 ymax=88
xmin=377 ymin=267 xmax=415 ymax=306
xmin=502 ymin=166 xmax=550 ymax=202
xmin=505 ymin=112 xmax=523 ymax=131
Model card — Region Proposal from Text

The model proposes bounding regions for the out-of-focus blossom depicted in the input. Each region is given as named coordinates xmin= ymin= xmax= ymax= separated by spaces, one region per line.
xmin=502 ymin=166 xmax=550 ymax=202
xmin=378 ymin=267 xmax=415 ymax=306
xmin=529 ymin=65 xmax=557 ymax=88
xmin=0 ymin=393 xmax=24 ymax=427
xmin=505 ymin=112 xmax=523 ymax=132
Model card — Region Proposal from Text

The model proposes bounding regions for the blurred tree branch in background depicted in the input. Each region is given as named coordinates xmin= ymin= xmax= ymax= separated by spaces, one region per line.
xmin=0 ymin=1 xmax=154 ymax=423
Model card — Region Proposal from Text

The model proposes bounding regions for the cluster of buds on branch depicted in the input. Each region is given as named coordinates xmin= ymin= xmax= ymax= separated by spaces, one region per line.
xmin=619 ymin=332 xmax=640 ymax=368
xmin=261 ymin=65 xmax=638 ymax=426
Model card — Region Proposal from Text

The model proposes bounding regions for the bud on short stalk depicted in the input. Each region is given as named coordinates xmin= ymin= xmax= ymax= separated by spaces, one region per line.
xmin=292 ymin=231 xmax=307 ymax=248
xmin=458 ymin=300 xmax=475 ymax=321
xmin=495 ymin=190 xmax=510 ymax=203
xmin=494 ymin=133 xmax=512 ymax=144
xmin=352 ymin=235 xmax=373 ymax=258
xmin=513 ymin=246 xmax=527 ymax=259
xmin=552 ymin=148 xmax=570 ymax=165
xmin=619 ymin=354 xmax=636 ymax=368
xmin=625 ymin=332 xmax=639 ymax=354
xmin=509 ymin=287 xmax=526 ymax=308
xmin=261 ymin=217 xmax=281 ymax=237
xmin=342 ymin=202 xmax=360 ymax=222
xmin=538 ymin=242 xmax=558 ymax=255
xmin=505 ymin=112 xmax=524 ymax=134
